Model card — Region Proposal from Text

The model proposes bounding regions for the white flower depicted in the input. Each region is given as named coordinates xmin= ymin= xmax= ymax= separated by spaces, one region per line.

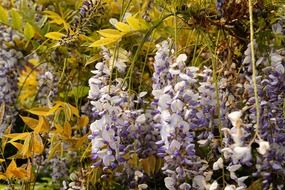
xmin=225 ymin=184 xmax=236 ymax=190
xmin=228 ymin=111 xmax=242 ymax=127
xmin=176 ymin=54 xmax=187 ymax=63
xmin=209 ymin=181 xmax=218 ymax=190
xmin=102 ymin=154 xmax=115 ymax=166
xmin=192 ymin=175 xmax=207 ymax=190
xmin=169 ymin=139 xmax=181 ymax=152
xmin=158 ymin=94 xmax=172 ymax=109
xmin=213 ymin=157 xmax=224 ymax=170
xmin=171 ymin=99 xmax=184 ymax=112
xmin=138 ymin=184 xmax=148 ymax=190
xmin=164 ymin=177 xmax=176 ymax=190
xmin=179 ymin=183 xmax=191 ymax=190
xmin=136 ymin=114 xmax=146 ymax=124
xmin=233 ymin=146 xmax=252 ymax=163
xmin=257 ymin=140 xmax=270 ymax=155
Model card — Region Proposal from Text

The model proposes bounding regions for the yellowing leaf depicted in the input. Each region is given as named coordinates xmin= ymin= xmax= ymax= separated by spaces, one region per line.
xmin=0 ymin=5 xmax=8 ymax=24
xmin=68 ymin=103 xmax=79 ymax=118
xmin=24 ymin=23 xmax=35 ymax=40
xmin=115 ymin=22 xmax=131 ymax=32
xmin=0 ymin=173 xmax=7 ymax=180
xmin=21 ymin=116 xmax=38 ymax=130
xmin=44 ymin=10 xmax=70 ymax=31
xmin=10 ymin=9 xmax=22 ymax=30
xmin=45 ymin=32 xmax=65 ymax=40
xmin=85 ymin=54 xmax=101 ymax=66
xmin=89 ymin=37 xmax=119 ymax=47
xmin=78 ymin=115 xmax=89 ymax=128
xmin=63 ymin=122 xmax=72 ymax=138
xmin=126 ymin=16 xmax=141 ymax=30
xmin=74 ymin=135 xmax=88 ymax=149
xmin=28 ymin=107 xmax=51 ymax=116
xmin=48 ymin=142 xmax=60 ymax=160
xmin=0 ymin=102 xmax=5 ymax=125
xmin=32 ymin=134 xmax=44 ymax=155
xmin=34 ymin=116 xmax=49 ymax=134
xmin=2 ymin=125 xmax=11 ymax=151
xmin=10 ymin=142 xmax=23 ymax=151
xmin=5 ymin=132 xmax=31 ymax=142
xmin=20 ymin=133 xmax=32 ymax=157
xmin=97 ymin=29 xmax=124 ymax=38
xmin=28 ymin=58 xmax=39 ymax=66
xmin=6 ymin=160 xmax=27 ymax=179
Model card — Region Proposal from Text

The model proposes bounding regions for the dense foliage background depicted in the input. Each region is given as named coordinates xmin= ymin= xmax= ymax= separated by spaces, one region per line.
xmin=0 ymin=0 xmax=285 ymax=189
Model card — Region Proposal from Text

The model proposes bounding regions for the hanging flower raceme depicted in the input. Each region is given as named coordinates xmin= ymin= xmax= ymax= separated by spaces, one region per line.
xmin=245 ymin=50 xmax=285 ymax=189
xmin=152 ymin=41 xmax=224 ymax=189
xmin=0 ymin=24 xmax=24 ymax=136
xmin=88 ymin=48 xmax=158 ymax=182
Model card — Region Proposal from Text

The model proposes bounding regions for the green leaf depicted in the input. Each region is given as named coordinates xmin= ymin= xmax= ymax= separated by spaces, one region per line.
xmin=0 ymin=5 xmax=8 ymax=24
xmin=68 ymin=86 xmax=90 ymax=98
xmin=10 ymin=9 xmax=22 ymax=31
xmin=24 ymin=23 xmax=35 ymax=40
xmin=45 ymin=32 xmax=65 ymax=40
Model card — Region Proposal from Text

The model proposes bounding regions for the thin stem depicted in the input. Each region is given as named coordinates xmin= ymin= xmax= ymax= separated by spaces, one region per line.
xmin=249 ymin=0 xmax=260 ymax=141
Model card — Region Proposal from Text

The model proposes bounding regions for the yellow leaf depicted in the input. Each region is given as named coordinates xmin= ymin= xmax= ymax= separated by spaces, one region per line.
xmin=45 ymin=32 xmax=65 ymax=40
xmin=24 ymin=23 xmax=35 ymax=40
xmin=126 ymin=16 xmax=141 ymax=30
xmin=74 ymin=135 xmax=88 ymax=149
xmin=10 ymin=9 xmax=22 ymax=30
xmin=0 ymin=173 xmax=7 ymax=180
xmin=28 ymin=107 xmax=51 ymax=116
xmin=28 ymin=58 xmax=39 ymax=66
xmin=63 ymin=122 xmax=72 ymax=138
xmin=97 ymin=29 xmax=124 ymax=38
xmin=85 ymin=54 xmax=101 ymax=66
xmin=44 ymin=10 xmax=70 ymax=31
xmin=54 ymin=123 xmax=63 ymax=134
xmin=78 ymin=115 xmax=89 ymax=128
xmin=2 ymin=125 xmax=11 ymax=151
xmin=21 ymin=116 xmax=38 ymax=130
xmin=0 ymin=159 xmax=5 ymax=163
xmin=63 ymin=104 xmax=72 ymax=121
xmin=34 ymin=116 xmax=49 ymax=134
xmin=68 ymin=103 xmax=79 ymax=118
xmin=5 ymin=132 xmax=31 ymax=142
xmin=32 ymin=134 xmax=44 ymax=155
xmin=48 ymin=142 xmax=61 ymax=160
xmin=10 ymin=142 xmax=23 ymax=151
xmin=0 ymin=102 xmax=5 ymax=126
xmin=128 ymin=153 xmax=139 ymax=168
xmin=24 ymin=161 xmax=33 ymax=181
xmin=141 ymin=158 xmax=151 ymax=176
xmin=89 ymin=37 xmax=119 ymax=47
xmin=0 ymin=5 xmax=8 ymax=24
xmin=115 ymin=22 xmax=131 ymax=32
xmin=20 ymin=133 xmax=32 ymax=157
xmin=6 ymin=160 xmax=27 ymax=179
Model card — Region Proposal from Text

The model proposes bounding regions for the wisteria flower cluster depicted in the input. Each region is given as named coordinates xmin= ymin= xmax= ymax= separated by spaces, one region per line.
xmin=88 ymin=48 xmax=158 ymax=187
xmin=88 ymin=36 xmax=285 ymax=189
xmin=0 ymin=24 xmax=23 ymax=136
